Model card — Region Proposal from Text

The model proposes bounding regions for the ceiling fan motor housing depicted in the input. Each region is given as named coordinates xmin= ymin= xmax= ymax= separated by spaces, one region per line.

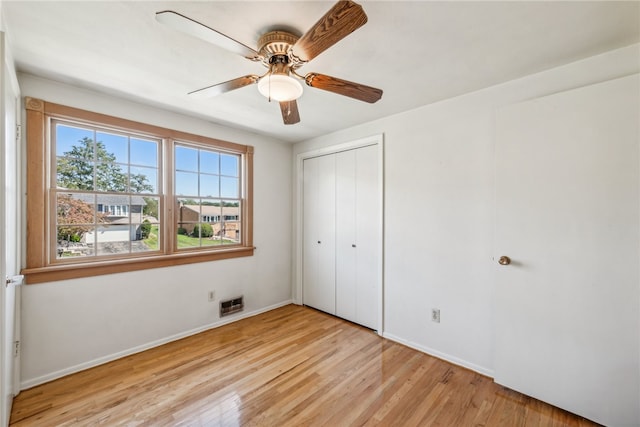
xmin=257 ymin=31 xmax=304 ymax=69
xmin=256 ymin=30 xmax=305 ymax=102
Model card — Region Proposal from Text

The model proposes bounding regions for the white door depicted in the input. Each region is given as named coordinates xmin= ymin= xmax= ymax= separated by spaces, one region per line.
xmin=303 ymin=154 xmax=336 ymax=314
xmin=1 ymin=32 xmax=21 ymax=427
xmin=336 ymin=145 xmax=380 ymax=329
xmin=336 ymin=149 xmax=357 ymax=322
xmin=494 ymin=75 xmax=639 ymax=426
xmin=353 ymin=145 xmax=379 ymax=329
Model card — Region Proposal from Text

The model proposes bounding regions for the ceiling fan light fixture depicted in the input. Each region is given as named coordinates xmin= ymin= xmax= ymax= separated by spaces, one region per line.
xmin=258 ymin=74 xmax=303 ymax=102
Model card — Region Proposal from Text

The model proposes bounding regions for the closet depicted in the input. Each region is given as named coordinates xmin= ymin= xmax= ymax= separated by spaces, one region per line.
xmin=302 ymin=143 xmax=380 ymax=330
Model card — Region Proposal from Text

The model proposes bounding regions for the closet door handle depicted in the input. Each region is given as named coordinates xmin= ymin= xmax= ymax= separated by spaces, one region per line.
xmin=317 ymin=241 xmax=321 ymax=244
xmin=352 ymin=244 xmax=356 ymax=248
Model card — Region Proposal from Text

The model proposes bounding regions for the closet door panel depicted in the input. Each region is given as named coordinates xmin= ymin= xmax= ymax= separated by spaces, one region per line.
xmin=355 ymin=145 xmax=379 ymax=329
xmin=303 ymin=154 xmax=336 ymax=314
xmin=302 ymin=156 xmax=322 ymax=311
xmin=317 ymin=154 xmax=337 ymax=314
xmin=335 ymin=150 xmax=357 ymax=321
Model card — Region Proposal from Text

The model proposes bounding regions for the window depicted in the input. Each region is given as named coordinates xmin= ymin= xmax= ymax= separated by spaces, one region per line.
xmin=54 ymin=121 xmax=161 ymax=258
xmin=175 ymin=143 xmax=242 ymax=248
xmin=98 ymin=205 xmax=130 ymax=216
xmin=23 ymin=97 xmax=254 ymax=284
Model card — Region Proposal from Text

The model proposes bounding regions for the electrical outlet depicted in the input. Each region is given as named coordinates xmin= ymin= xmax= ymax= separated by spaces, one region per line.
xmin=208 ymin=291 xmax=215 ymax=302
xmin=431 ymin=308 xmax=441 ymax=323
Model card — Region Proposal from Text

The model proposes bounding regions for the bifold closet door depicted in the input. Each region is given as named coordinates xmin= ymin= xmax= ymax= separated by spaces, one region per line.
xmin=336 ymin=145 xmax=379 ymax=329
xmin=302 ymin=154 xmax=336 ymax=314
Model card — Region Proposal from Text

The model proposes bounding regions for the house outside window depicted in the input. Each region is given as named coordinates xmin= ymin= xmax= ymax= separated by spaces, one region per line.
xmin=23 ymin=97 xmax=254 ymax=284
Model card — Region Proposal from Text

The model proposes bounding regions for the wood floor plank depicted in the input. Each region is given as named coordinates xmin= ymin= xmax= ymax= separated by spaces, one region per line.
xmin=10 ymin=305 xmax=601 ymax=426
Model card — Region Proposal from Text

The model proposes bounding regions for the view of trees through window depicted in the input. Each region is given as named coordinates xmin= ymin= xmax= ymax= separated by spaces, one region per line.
xmin=53 ymin=123 xmax=243 ymax=258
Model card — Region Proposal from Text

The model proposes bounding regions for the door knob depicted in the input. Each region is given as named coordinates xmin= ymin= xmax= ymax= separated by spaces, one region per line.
xmin=498 ymin=256 xmax=511 ymax=265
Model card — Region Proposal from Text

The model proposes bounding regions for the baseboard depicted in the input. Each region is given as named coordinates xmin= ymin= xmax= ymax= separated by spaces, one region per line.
xmin=382 ymin=332 xmax=495 ymax=378
xmin=21 ymin=299 xmax=293 ymax=390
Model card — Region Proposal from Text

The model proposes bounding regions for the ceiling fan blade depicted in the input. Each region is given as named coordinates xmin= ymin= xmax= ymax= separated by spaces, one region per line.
xmin=188 ymin=75 xmax=259 ymax=98
xmin=305 ymin=73 xmax=382 ymax=103
xmin=291 ymin=1 xmax=368 ymax=62
xmin=279 ymin=100 xmax=301 ymax=125
xmin=156 ymin=11 xmax=261 ymax=61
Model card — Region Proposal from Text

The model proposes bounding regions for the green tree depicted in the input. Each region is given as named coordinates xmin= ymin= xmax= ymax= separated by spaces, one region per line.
xmin=57 ymin=137 xmax=153 ymax=193
xmin=143 ymin=197 xmax=158 ymax=218
xmin=192 ymin=223 xmax=213 ymax=238
xmin=140 ymin=219 xmax=152 ymax=239
xmin=130 ymin=172 xmax=154 ymax=193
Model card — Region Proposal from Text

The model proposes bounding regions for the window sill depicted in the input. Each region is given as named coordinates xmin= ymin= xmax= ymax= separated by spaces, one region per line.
xmin=21 ymin=246 xmax=255 ymax=284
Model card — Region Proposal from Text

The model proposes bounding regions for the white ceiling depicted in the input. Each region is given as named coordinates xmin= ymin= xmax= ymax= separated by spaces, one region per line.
xmin=3 ymin=1 xmax=639 ymax=143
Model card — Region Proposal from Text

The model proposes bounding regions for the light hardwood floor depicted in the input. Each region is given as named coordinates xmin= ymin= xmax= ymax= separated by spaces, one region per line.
xmin=10 ymin=304 xmax=599 ymax=426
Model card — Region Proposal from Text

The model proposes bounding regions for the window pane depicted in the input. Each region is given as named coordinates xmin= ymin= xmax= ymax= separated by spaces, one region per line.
xmin=96 ymin=225 xmax=132 ymax=256
xmin=94 ymin=162 xmax=127 ymax=192
xmin=133 ymin=220 xmax=159 ymax=252
xmin=93 ymin=194 xmax=134 ymax=256
xmin=98 ymin=132 xmax=128 ymax=164
xmin=56 ymin=226 xmax=95 ymax=258
xmin=130 ymin=166 xmax=158 ymax=194
xmin=177 ymin=227 xmax=200 ymax=248
xmin=177 ymin=198 xmax=199 ymax=223
xmin=176 ymin=210 xmax=201 ymax=249
xmin=57 ymin=158 xmax=95 ymax=190
xmin=131 ymin=138 xmax=158 ymax=167
xmin=201 ymin=202 xmax=221 ymax=224
xmin=57 ymin=192 xmax=95 ymax=227
xmin=176 ymin=171 xmax=198 ymax=196
xmin=56 ymin=124 xmax=93 ymax=158
xmin=142 ymin=196 xmax=160 ymax=222
xmin=56 ymin=192 xmax=96 ymax=259
xmin=96 ymin=194 xmax=130 ymax=218
xmin=200 ymin=175 xmax=220 ymax=198
xmin=220 ymin=154 xmax=239 ymax=176
xmin=220 ymin=200 xmax=241 ymax=245
xmin=220 ymin=177 xmax=239 ymax=198
xmin=200 ymin=151 xmax=219 ymax=174
xmin=175 ymin=146 xmax=198 ymax=172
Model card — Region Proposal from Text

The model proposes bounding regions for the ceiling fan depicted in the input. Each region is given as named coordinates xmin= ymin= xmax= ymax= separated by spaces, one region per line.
xmin=155 ymin=0 xmax=383 ymax=125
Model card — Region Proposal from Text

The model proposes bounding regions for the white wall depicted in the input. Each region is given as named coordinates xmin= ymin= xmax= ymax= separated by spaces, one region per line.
xmin=293 ymin=44 xmax=640 ymax=376
xmin=19 ymin=74 xmax=293 ymax=388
